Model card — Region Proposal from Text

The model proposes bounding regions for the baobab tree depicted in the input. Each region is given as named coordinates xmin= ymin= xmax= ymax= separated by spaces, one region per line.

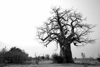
xmin=37 ymin=7 xmax=95 ymax=63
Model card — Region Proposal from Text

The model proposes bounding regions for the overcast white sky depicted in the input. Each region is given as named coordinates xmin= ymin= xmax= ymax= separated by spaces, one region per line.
xmin=0 ymin=0 xmax=100 ymax=58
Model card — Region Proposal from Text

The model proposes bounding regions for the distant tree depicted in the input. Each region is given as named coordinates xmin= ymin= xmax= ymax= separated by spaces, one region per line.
xmin=74 ymin=57 xmax=77 ymax=60
xmin=45 ymin=54 xmax=50 ymax=60
xmin=4 ymin=47 xmax=28 ymax=64
xmin=97 ymin=54 xmax=100 ymax=62
xmin=37 ymin=7 xmax=95 ymax=63
xmin=0 ymin=47 xmax=7 ymax=63
xmin=34 ymin=53 xmax=40 ymax=64
xmin=81 ymin=52 xmax=85 ymax=59
xmin=0 ymin=47 xmax=7 ymax=54
xmin=9 ymin=47 xmax=22 ymax=52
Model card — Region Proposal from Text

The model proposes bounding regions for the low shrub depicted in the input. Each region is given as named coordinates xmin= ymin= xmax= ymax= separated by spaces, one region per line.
xmin=97 ymin=58 xmax=100 ymax=62
xmin=52 ymin=53 xmax=63 ymax=63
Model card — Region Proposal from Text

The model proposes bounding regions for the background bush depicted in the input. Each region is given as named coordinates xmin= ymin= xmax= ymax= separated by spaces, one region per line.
xmin=52 ymin=53 xmax=63 ymax=63
xmin=0 ymin=47 xmax=29 ymax=64
xmin=97 ymin=54 xmax=100 ymax=62
xmin=97 ymin=58 xmax=100 ymax=62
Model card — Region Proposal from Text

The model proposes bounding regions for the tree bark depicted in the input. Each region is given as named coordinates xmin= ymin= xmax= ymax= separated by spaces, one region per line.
xmin=60 ymin=43 xmax=74 ymax=63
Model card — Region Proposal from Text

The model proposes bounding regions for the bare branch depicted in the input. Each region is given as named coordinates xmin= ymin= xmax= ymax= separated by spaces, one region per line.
xmin=37 ymin=7 xmax=95 ymax=47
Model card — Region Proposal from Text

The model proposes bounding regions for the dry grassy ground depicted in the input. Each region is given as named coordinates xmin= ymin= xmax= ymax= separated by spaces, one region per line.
xmin=2 ymin=60 xmax=100 ymax=67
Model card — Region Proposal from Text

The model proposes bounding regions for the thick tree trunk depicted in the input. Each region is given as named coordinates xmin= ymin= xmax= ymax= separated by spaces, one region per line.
xmin=60 ymin=43 xmax=74 ymax=63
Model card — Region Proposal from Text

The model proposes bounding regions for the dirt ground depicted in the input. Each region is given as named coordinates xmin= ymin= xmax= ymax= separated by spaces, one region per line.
xmin=3 ymin=60 xmax=100 ymax=67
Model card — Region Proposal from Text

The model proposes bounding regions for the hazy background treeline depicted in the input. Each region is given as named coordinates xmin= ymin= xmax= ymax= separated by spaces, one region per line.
xmin=0 ymin=47 xmax=51 ymax=64
xmin=0 ymin=46 xmax=100 ymax=65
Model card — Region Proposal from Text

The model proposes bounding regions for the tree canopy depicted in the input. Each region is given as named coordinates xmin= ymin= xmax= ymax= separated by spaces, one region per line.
xmin=37 ymin=7 xmax=95 ymax=47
